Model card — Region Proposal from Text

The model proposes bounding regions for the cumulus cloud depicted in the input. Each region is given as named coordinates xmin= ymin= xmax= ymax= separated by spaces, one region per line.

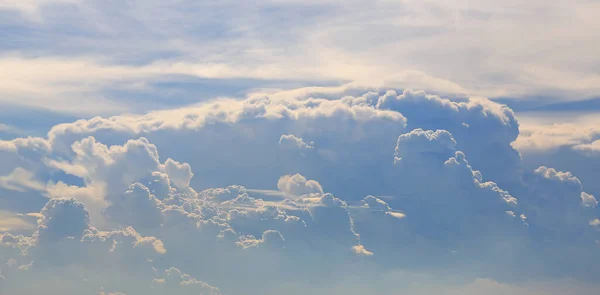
xmin=163 ymin=159 xmax=194 ymax=189
xmin=513 ymin=114 xmax=600 ymax=198
xmin=527 ymin=166 xmax=596 ymax=210
xmin=581 ymin=192 xmax=598 ymax=208
xmin=36 ymin=198 xmax=90 ymax=243
xmin=394 ymin=128 xmax=457 ymax=163
xmin=277 ymin=174 xmax=324 ymax=197
xmin=351 ymin=244 xmax=373 ymax=256
xmin=104 ymin=183 xmax=164 ymax=231
xmin=0 ymin=197 xmax=173 ymax=294
xmin=0 ymin=87 xmax=599 ymax=293
xmin=514 ymin=114 xmax=600 ymax=152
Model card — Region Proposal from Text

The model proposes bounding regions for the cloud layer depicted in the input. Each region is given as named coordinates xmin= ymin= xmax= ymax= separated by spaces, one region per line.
xmin=0 ymin=87 xmax=599 ymax=294
xmin=1 ymin=0 xmax=600 ymax=115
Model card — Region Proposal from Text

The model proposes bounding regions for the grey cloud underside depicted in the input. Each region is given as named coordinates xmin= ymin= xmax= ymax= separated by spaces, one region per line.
xmin=0 ymin=88 xmax=599 ymax=294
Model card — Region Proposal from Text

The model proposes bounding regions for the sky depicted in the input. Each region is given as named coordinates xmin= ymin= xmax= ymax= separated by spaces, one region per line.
xmin=0 ymin=1 xmax=600 ymax=294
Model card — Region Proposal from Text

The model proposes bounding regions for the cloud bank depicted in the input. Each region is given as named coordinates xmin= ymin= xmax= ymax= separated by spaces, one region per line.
xmin=0 ymin=87 xmax=599 ymax=294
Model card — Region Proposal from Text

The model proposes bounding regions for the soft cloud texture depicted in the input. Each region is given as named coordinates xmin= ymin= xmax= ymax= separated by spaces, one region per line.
xmin=514 ymin=112 xmax=600 ymax=202
xmin=1 ymin=0 xmax=600 ymax=116
xmin=2 ymin=0 xmax=600 ymax=293
xmin=0 ymin=87 xmax=599 ymax=294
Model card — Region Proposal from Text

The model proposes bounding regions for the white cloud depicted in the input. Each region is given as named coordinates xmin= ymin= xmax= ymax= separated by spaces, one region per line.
xmin=0 ymin=197 xmax=173 ymax=294
xmin=513 ymin=114 xmax=600 ymax=152
xmin=1 ymin=1 xmax=600 ymax=290
xmin=533 ymin=166 xmax=582 ymax=185
xmin=279 ymin=134 xmax=314 ymax=150
xmin=581 ymin=192 xmax=598 ymax=208
xmin=277 ymin=174 xmax=323 ymax=197
xmin=0 ymin=87 xmax=598 ymax=294
xmin=0 ymin=0 xmax=599 ymax=115
xmin=574 ymin=140 xmax=600 ymax=155
xmin=352 ymin=244 xmax=373 ymax=256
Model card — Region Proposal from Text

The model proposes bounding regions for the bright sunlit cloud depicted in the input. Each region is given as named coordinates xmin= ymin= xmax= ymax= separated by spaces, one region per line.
xmin=1 ymin=1 xmax=600 ymax=295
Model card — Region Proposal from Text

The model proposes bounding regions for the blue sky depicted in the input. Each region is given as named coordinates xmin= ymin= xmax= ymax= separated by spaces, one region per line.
xmin=1 ymin=1 xmax=600 ymax=294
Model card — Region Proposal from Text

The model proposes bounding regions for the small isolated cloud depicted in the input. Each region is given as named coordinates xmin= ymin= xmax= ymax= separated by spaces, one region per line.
xmin=352 ymin=244 xmax=373 ymax=256
xmin=279 ymin=134 xmax=314 ymax=150
xmin=277 ymin=174 xmax=324 ymax=197
xmin=581 ymin=192 xmax=598 ymax=208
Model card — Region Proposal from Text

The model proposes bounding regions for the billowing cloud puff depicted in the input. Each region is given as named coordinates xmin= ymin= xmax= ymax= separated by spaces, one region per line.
xmin=394 ymin=128 xmax=457 ymax=163
xmin=581 ymin=192 xmax=598 ymax=208
xmin=36 ymin=198 xmax=90 ymax=243
xmin=513 ymin=117 xmax=600 ymax=200
xmin=0 ymin=87 xmax=599 ymax=294
xmin=163 ymin=159 xmax=193 ymax=189
xmin=0 ymin=88 xmax=524 ymax=203
xmin=277 ymin=174 xmax=324 ymax=197
xmin=519 ymin=167 xmax=598 ymax=238
xmin=142 ymin=171 xmax=174 ymax=200
xmin=47 ymin=136 xmax=191 ymax=201
xmin=0 ymin=198 xmax=172 ymax=294
xmin=377 ymin=89 xmax=521 ymax=186
xmin=104 ymin=183 xmax=164 ymax=231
